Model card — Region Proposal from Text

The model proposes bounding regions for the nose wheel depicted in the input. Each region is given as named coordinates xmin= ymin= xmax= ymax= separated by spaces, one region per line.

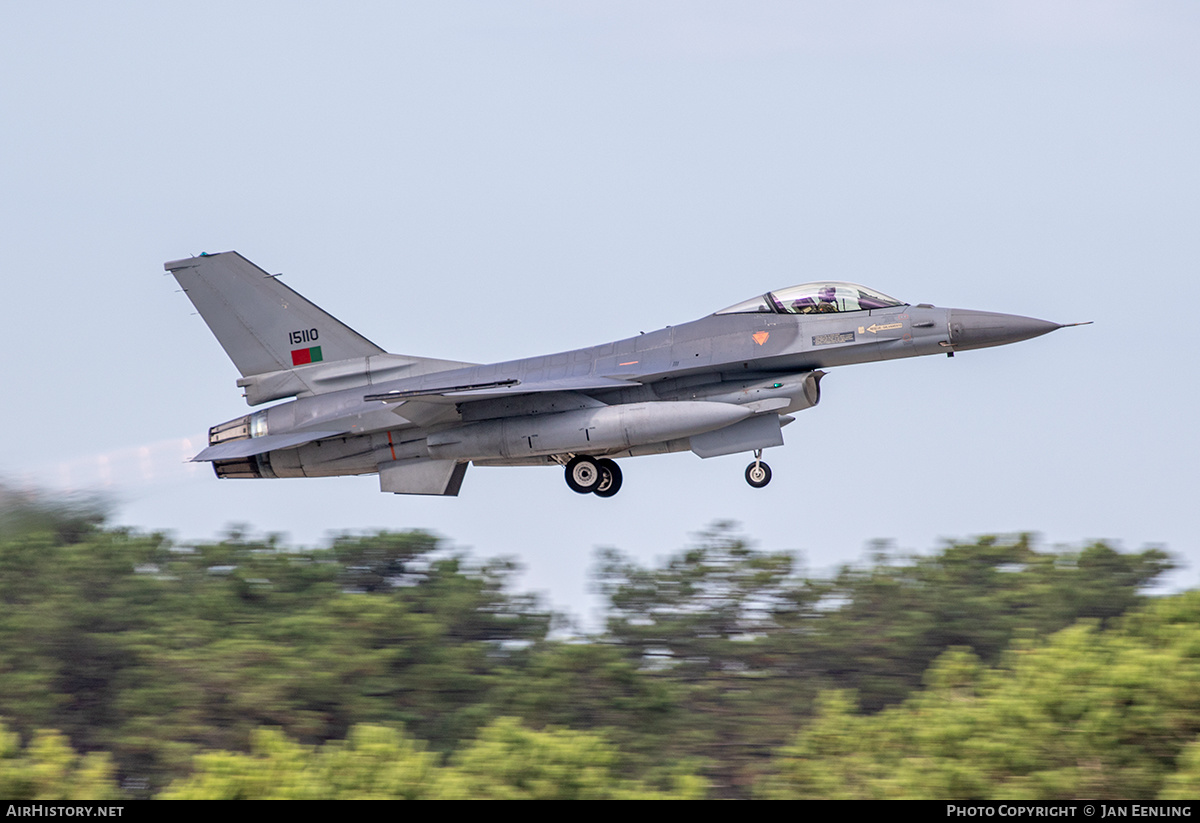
xmin=745 ymin=450 xmax=772 ymax=488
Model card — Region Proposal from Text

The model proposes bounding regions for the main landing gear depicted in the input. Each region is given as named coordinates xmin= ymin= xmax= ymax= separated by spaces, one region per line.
xmin=563 ymin=451 xmax=769 ymax=495
xmin=564 ymin=456 xmax=623 ymax=497
xmin=745 ymin=449 xmax=772 ymax=489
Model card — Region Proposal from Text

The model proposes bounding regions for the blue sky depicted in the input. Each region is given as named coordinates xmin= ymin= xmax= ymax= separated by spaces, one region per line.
xmin=2 ymin=2 xmax=1197 ymax=627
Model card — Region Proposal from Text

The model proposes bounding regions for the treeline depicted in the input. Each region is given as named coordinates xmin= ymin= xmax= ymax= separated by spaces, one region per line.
xmin=0 ymin=489 xmax=1190 ymax=798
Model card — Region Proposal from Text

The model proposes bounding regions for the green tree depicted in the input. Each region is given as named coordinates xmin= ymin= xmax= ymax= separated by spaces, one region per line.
xmin=760 ymin=591 xmax=1200 ymax=799
xmin=434 ymin=717 xmax=706 ymax=799
xmin=160 ymin=719 xmax=707 ymax=799
xmin=159 ymin=724 xmax=440 ymax=799
xmin=769 ymin=533 xmax=1172 ymax=711
xmin=0 ymin=721 xmax=120 ymax=800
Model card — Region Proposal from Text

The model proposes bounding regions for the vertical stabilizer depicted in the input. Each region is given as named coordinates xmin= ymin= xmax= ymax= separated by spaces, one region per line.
xmin=165 ymin=251 xmax=385 ymax=378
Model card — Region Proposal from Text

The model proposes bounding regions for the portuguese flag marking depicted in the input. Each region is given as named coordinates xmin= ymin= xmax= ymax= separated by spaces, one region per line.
xmin=291 ymin=346 xmax=323 ymax=366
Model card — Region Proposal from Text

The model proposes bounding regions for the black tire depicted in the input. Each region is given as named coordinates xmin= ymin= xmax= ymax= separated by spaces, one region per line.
xmin=745 ymin=461 xmax=772 ymax=488
xmin=565 ymin=456 xmax=602 ymax=493
xmin=593 ymin=459 xmax=623 ymax=498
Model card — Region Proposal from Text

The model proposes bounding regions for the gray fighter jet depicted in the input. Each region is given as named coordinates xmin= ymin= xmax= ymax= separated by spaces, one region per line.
xmin=167 ymin=252 xmax=1086 ymax=497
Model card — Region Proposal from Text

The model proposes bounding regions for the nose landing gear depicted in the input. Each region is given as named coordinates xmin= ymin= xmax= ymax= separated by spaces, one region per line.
xmin=745 ymin=449 xmax=772 ymax=488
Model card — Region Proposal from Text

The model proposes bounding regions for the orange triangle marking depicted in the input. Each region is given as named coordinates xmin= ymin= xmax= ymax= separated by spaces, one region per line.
xmin=752 ymin=331 xmax=769 ymax=346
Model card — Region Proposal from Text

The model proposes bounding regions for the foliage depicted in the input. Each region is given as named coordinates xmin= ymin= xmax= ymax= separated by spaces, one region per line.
xmin=593 ymin=525 xmax=1173 ymax=793
xmin=0 ymin=489 xmax=1180 ymax=799
xmin=0 ymin=489 xmax=552 ymax=792
xmin=0 ymin=721 xmax=120 ymax=800
xmin=159 ymin=724 xmax=440 ymax=799
xmin=160 ymin=719 xmax=706 ymax=799
xmin=759 ymin=591 xmax=1200 ymax=799
xmin=435 ymin=717 xmax=706 ymax=799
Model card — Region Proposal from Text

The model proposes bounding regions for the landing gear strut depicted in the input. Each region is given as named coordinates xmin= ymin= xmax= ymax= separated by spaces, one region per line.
xmin=745 ymin=449 xmax=772 ymax=488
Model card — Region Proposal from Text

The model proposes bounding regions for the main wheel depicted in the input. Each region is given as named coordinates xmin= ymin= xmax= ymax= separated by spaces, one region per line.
xmin=745 ymin=461 xmax=772 ymax=488
xmin=565 ymin=456 xmax=602 ymax=493
xmin=593 ymin=459 xmax=623 ymax=498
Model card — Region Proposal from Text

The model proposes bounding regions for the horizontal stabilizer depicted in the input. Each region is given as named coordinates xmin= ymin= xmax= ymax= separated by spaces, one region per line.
xmin=192 ymin=430 xmax=345 ymax=462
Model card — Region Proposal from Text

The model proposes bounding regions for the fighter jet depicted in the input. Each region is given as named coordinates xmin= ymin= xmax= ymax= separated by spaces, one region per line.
xmin=167 ymin=252 xmax=1086 ymax=497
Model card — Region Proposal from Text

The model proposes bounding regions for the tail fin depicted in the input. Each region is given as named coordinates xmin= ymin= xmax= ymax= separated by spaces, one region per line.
xmin=167 ymin=251 xmax=476 ymax=406
xmin=165 ymin=251 xmax=385 ymax=377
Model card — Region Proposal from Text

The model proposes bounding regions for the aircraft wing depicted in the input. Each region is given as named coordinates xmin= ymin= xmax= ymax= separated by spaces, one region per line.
xmin=364 ymin=375 xmax=642 ymax=403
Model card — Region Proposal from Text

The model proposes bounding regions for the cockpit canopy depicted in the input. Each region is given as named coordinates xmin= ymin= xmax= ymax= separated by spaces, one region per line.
xmin=715 ymin=282 xmax=907 ymax=316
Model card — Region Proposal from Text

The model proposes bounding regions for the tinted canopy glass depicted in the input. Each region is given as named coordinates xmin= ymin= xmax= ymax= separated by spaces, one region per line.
xmin=715 ymin=282 xmax=905 ymax=315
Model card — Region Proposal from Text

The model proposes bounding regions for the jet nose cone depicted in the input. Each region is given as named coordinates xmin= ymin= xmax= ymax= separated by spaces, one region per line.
xmin=948 ymin=309 xmax=1062 ymax=351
